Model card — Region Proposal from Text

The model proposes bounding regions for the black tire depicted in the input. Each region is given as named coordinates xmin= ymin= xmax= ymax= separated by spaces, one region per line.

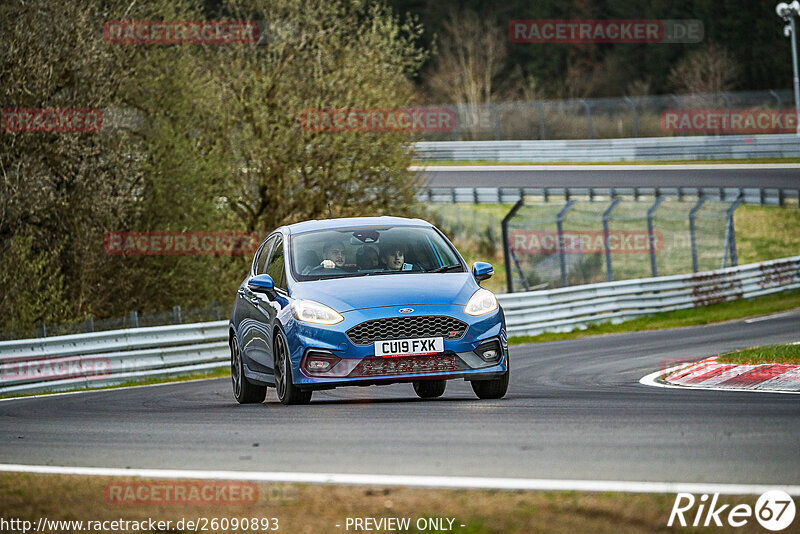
xmin=470 ymin=370 xmax=509 ymax=400
xmin=413 ymin=380 xmax=446 ymax=399
xmin=231 ymin=336 xmax=267 ymax=404
xmin=274 ymin=329 xmax=312 ymax=405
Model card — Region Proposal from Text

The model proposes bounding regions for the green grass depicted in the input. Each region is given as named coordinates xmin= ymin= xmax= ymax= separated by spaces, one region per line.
xmin=717 ymin=343 xmax=800 ymax=365
xmin=413 ymin=157 xmax=800 ymax=166
xmin=735 ymin=205 xmax=800 ymax=264
xmin=0 ymin=471 xmax=767 ymax=534
xmin=509 ymin=289 xmax=800 ymax=345
xmin=0 ymin=366 xmax=229 ymax=399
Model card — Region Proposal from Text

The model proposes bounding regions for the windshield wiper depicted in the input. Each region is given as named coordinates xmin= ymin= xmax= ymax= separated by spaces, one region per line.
xmin=428 ymin=265 xmax=463 ymax=273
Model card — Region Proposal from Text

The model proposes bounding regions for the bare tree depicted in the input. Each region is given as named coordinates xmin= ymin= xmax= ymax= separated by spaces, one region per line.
xmin=668 ymin=43 xmax=740 ymax=98
xmin=425 ymin=9 xmax=506 ymax=138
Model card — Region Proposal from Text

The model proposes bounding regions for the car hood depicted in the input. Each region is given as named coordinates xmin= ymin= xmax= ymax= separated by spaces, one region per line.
xmin=289 ymin=272 xmax=480 ymax=312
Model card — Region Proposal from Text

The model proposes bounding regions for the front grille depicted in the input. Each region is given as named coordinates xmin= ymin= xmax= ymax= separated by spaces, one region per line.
xmin=346 ymin=315 xmax=467 ymax=345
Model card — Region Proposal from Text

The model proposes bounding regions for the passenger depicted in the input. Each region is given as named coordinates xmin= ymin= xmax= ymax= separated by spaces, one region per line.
xmin=320 ymin=240 xmax=346 ymax=269
xmin=379 ymin=241 xmax=405 ymax=271
xmin=356 ymin=245 xmax=379 ymax=270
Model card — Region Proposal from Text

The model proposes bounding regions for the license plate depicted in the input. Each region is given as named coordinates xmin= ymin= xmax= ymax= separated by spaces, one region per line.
xmin=374 ymin=337 xmax=444 ymax=358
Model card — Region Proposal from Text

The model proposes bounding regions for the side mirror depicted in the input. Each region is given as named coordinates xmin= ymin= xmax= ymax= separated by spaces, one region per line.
xmin=248 ymin=274 xmax=276 ymax=297
xmin=472 ymin=262 xmax=494 ymax=282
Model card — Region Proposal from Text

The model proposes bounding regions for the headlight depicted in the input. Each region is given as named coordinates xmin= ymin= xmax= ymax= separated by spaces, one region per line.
xmin=464 ymin=288 xmax=499 ymax=316
xmin=291 ymin=300 xmax=344 ymax=325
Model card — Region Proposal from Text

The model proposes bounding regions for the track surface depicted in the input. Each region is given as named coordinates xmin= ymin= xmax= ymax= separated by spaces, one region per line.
xmin=1 ymin=313 xmax=798 ymax=485
xmin=420 ymin=165 xmax=800 ymax=189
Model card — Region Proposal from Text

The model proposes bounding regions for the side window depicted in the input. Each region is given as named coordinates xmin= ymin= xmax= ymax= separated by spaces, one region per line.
xmin=266 ymin=237 xmax=287 ymax=290
xmin=254 ymin=235 xmax=276 ymax=275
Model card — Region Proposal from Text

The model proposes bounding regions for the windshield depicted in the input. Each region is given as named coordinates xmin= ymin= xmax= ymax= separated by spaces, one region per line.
xmin=290 ymin=225 xmax=464 ymax=281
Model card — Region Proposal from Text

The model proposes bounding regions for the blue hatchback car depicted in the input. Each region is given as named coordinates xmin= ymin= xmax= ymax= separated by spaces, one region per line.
xmin=229 ymin=216 xmax=508 ymax=405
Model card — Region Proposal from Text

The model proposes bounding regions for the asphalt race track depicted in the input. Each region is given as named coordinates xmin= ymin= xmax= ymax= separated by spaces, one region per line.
xmin=418 ymin=164 xmax=800 ymax=190
xmin=1 ymin=312 xmax=798 ymax=485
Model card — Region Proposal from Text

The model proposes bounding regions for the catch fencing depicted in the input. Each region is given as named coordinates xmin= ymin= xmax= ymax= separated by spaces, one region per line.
xmin=421 ymin=90 xmax=795 ymax=141
xmin=502 ymin=197 xmax=741 ymax=292
xmin=0 ymin=256 xmax=797 ymax=396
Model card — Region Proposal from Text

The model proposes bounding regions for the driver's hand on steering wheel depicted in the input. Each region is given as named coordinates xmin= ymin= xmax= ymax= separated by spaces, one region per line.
xmin=321 ymin=259 xmax=336 ymax=269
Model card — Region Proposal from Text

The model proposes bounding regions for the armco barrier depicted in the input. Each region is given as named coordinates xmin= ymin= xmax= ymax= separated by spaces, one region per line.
xmin=413 ymin=134 xmax=800 ymax=162
xmin=0 ymin=321 xmax=228 ymax=396
xmin=497 ymin=256 xmax=800 ymax=337
xmin=0 ymin=257 xmax=797 ymax=396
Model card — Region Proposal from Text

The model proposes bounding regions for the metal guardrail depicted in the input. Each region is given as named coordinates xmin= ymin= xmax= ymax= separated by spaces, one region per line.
xmin=419 ymin=186 xmax=800 ymax=207
xmin=0 ymin=321 xmax=228 ymax=396
xmin=414 ymin=134 xmax=800 ymax=162
xmin=0 ymin=256 xmax=797 ymax=396
xmin=497 ymin=256 xmax=800 ymax=337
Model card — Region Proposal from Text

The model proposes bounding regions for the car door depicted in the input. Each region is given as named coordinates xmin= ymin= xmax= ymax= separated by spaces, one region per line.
xmin=242 ymin=234 xmax=287 ymax=375
xmin=238 ymin=234 xmax=276 ymax=374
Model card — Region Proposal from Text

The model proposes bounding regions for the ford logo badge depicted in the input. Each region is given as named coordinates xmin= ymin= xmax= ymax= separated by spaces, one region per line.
xmin=398 ymin=308 xmax=414 ymax=313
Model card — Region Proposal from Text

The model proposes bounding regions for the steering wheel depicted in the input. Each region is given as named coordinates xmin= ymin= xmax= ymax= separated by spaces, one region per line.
xmin=309 ymin=264 xmax=345 ymax=275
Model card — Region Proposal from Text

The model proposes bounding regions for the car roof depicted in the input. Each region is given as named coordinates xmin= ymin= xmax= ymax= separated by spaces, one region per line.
xmin=286 ymin=216 xmax=432 ymax=235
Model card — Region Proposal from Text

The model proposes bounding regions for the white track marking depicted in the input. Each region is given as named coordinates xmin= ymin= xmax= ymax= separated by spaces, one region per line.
xmin=410 ymin=164 xmax=800 ymax=172
xmin=0 ymin=375 xmax=225 ymax=403
xmin=639 ymin=367 xmax=800 ymax=395
xmin=744 ymin=311 xmax=799 ymax=323
xmin=0 ymin=464 xmax=798 ymax=496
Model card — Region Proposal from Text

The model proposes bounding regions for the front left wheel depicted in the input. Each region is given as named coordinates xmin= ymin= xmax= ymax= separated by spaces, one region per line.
xmin=231 ymin=336 xmax=267 ymax=404
xmin=273 ymin=329 xmax=312 ymax=405
xmin=470 ymin=370 xmax=509 ymax=399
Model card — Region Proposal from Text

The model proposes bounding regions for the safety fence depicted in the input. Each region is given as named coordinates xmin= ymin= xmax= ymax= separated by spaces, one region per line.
xmin=502 ymin=197 xmax=741 ymax=292
xmin=0 ymin=302 xmax=229 ymax=342
xmin=0 ymin=256 xmax=797 ymax=396
xmin=421 ymin=90 xmax=795 ymax=141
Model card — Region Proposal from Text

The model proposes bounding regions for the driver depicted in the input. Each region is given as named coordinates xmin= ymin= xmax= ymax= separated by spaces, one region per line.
xmin=320 ymin=240 xmax=346 ymax=269
xmin=379 ymin=241 xmax=406 ymax=271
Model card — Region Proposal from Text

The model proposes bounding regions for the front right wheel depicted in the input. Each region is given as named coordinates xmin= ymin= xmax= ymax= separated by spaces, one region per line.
xmin=470 ymin=369 xmax=509 ymax=399
xmin=273 ymin=329 xmax=312 ymax=405
xmin=231 ymin=336 xmax=267 ymax=404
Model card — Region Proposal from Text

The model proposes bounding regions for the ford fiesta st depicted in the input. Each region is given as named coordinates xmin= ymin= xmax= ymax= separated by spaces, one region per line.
xmin=229 ymin=216 xmax=508 ymax=405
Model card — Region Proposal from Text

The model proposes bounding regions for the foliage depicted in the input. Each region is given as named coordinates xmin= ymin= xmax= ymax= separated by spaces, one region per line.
xmin=0 ymin=0 xmax=426 ymax=336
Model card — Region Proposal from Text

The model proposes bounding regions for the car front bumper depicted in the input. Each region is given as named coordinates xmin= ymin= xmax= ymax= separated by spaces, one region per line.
xmin=283 ymin=303 xmax=507 ymax=389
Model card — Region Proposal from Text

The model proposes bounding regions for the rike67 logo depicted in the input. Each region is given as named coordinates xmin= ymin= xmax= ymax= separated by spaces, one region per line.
xmin=669 ymin=491 xmax=796 ymax=531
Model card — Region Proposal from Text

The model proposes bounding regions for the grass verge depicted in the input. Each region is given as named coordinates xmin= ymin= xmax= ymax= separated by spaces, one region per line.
xmin=717 ymin=343 xmax=800 ymax=365
xmin=509 ymin=289 xmax=800 ymax=345
xmin=0 ymin=472 xmax=768 ymax=534
xmin=735 ymin=205 xmax=800 ymax=265
xmin=0 ymin=366 xmax=229 ymax=400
